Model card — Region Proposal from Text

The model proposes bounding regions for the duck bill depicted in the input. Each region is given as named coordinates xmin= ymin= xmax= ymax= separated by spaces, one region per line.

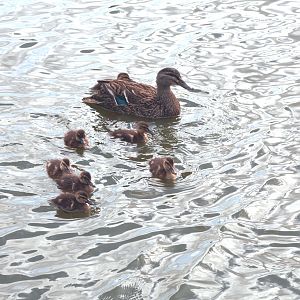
xmin=178 ymin=79 xmax=209 ymax=94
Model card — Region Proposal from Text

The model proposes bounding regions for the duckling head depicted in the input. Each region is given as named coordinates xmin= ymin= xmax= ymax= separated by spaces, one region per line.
xmin=75 ymin=191 xmax=89 ymax=204
xmin=79 ymin=171 xmax=93 ymax=185
xmin=163 ymin=157 xmax=177 ymax=179
xmin=76 ymin=129 xmax=87 ymax=145
xmin=136 ymin=121 xmax=153 ymax=135
xmin=117 ymin=73 xmax=132 ymax=81
xmin=60 ymin=158 xmax=71 ymax=172
xmin=150 ymin=157 xmax=177 ymax=180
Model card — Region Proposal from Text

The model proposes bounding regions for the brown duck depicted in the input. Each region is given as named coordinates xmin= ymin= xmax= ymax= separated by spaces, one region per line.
xmin=83 ymin=68 xmax=207 ymax=119
xmin=110 ymin=121 xmax=153 ymax=143
xmin=49 ymin=191 xmax=91 ymax=213
xmin=149 ymin=157 xmax=177 ymax=180
xmin=46 ymin=158 xmax=73 ymax=180
xmin=64 ymin=129 xmax=89 ymax=149
xmin=55 ymin=171 xmax=94 ymax=196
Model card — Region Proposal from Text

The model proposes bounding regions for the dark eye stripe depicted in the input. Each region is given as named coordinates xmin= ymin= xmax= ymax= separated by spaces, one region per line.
xmin=165 ymin=72 xmax=180 ymax=80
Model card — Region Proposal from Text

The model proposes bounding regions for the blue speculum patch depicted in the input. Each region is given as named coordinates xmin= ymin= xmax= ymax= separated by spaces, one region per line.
xmin=116 ymin=95 xmax=128 ymax=106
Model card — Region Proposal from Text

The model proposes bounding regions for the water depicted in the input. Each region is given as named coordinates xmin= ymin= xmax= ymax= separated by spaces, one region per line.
xmin=1 ymin=0 xmax=300 ymax=299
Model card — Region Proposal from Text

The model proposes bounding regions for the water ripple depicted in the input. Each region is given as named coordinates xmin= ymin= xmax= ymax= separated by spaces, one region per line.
xmin=0 ymin=0 xmax=300 ymax=299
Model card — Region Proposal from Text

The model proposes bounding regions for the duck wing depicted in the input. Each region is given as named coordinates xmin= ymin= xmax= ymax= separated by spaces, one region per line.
xmin=83 ymin=78 xmax=158 ymax=115
xmin=93 ymin=80 xmax=156 ymax=105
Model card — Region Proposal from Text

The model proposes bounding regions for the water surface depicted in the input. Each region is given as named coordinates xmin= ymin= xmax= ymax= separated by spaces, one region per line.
xmin=0 ymin=0 xmax=300 ymax=299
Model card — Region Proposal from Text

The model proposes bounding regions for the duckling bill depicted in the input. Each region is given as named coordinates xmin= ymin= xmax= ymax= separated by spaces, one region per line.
xmin=64 ymin=129 xmax=89 ymax=149
xmin=46 ymin=158 xmax=73 ymax=180
xmin=49 ymin=191 xmax=90 ymax=213
xmin=55 ymin=171 xmax=94 ymax=196
xmin=110 ymin=121 xmax=153 ymax=143
xmin=149 ymin=157 xmax=177 ymax=180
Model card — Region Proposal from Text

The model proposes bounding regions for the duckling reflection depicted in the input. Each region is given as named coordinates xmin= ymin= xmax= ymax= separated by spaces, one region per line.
xmin=64 ymin=129 xmax=89 ymax=149
xmin=149 ymin=157 xmax=177 ymax=180
xmin=55 ymin=171 xmax=94 ymax=196
xmin=46 ymin=158 xmax=73 ymax=180
xmin=110 ymin=121 xmax=153 ymax=144
xmin=49 ymin=191 xmax=91 ymax=213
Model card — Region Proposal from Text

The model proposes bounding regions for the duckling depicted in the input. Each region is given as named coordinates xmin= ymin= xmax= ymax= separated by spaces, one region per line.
xmin=55 ymin=171 xmax=94 ymax=196
xmin=64 ymin=129 xmax=89 ymax=149
xmin=46 ymin=158 xmax=73 ymax=180
xmin=117 ymin=72 xmax=133 ymax=81
xmin=110 ymin=121 xmax=153 ymax=143
xmin=49 ymin=191 xmax=90 ymax=213
xmin=149 ymin=157 xmax=177 ymax=180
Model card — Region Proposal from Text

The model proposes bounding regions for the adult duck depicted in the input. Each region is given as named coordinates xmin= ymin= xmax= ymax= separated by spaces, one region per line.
xmin=83 ymin=68 xmax=207 ymax=119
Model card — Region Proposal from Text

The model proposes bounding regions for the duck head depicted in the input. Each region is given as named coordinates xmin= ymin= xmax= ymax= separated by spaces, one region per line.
xmin=136 ymin=121 xmax=154 ymax=135
xmin=156 ymin=68 xmax=208 ymax=93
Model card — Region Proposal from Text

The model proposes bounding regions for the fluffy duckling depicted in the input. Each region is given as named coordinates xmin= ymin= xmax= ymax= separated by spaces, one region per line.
xmin=117 ymin=72 xmax=133 ymax=81
xmin=46 ymin=158 xmax=73 ymax=180
xmin=55 ymin=171 xmax=94 ymax=196
xmin=149 ymin=157 xmax=177 ymax=180
xmin=49 ymin=191 xmax=90 ymax=213
xmin=64 ymin=129 xmax=89 ymax=149
xmin=110 ymin=121 xmax=153 ymax=143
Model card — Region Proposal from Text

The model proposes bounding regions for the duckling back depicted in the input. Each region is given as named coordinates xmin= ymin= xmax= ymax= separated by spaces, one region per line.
xmin=50 ymin=192 xmax=90 ymax=213
xmin=55 ymin=173 xmax=94 ymax=196
xmin=110 ymin=129 xmax=147 ymax=143
xmin=110 ymin=122 xmax=152 ymax=143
